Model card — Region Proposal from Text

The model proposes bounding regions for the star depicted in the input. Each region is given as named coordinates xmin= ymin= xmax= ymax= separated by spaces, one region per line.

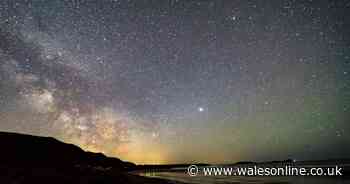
xmin=198 ymin=107 xmax=204 ymax=112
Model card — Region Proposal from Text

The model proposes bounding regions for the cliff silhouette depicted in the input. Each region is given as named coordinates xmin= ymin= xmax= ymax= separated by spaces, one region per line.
xmin=0 ymin=131 xmax=183 ymax=184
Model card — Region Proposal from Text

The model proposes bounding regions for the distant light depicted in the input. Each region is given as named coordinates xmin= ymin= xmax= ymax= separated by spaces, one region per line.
xmin=152 ymin=132 xmax=158 ymax=138
xmin=198 ymin=107 xmax=204 ymax=112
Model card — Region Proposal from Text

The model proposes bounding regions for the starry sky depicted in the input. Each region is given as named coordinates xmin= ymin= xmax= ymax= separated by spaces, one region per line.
xmin=0 ymin=0 xmax=350 ymax=164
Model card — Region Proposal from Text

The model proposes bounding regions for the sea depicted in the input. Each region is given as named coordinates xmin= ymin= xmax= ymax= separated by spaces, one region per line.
xmin=139 ymin=165 xmax=350 ymax=184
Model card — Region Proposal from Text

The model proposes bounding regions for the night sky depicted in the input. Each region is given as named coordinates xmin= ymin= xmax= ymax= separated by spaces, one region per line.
xmin=0 ymin=0 xmax=350 ymax=164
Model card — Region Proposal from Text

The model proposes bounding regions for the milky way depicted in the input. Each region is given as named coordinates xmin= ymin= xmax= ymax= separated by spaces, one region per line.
xmin=0 ymin=0 xmax=350 ymax=164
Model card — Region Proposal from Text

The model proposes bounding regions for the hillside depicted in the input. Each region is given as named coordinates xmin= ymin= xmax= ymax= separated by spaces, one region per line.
xmin=0 ymin=131 xmax=183 ymax=184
